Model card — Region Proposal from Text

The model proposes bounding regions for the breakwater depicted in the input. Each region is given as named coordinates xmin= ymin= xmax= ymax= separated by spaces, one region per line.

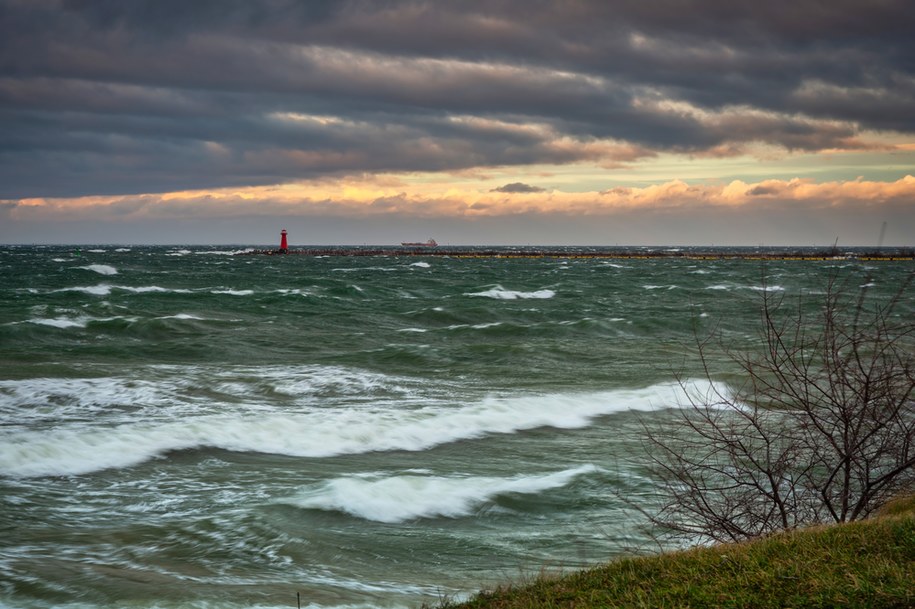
xmin=238 ymin=246 xmax=915 ymax=261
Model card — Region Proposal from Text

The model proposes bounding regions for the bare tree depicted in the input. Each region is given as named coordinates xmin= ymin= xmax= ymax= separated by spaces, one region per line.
xmin=644 ymin=270 xmax=915 ymax=544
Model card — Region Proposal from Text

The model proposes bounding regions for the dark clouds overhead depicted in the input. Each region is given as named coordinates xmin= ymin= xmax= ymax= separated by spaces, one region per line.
xmin=1 ymin=0 xmax=913 ymax=198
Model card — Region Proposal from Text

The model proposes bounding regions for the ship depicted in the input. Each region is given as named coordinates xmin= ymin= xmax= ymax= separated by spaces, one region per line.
xmin=401 ymin=238 xmax=438 ymax=247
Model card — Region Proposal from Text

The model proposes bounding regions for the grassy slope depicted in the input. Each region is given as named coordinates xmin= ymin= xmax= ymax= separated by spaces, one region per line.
xmin=449 ymin=497 xmax=915 ymax=609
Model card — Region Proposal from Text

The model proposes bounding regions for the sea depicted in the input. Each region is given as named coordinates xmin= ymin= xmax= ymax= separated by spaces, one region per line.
xmin=1 ymin=245 xmax=911 ymax=609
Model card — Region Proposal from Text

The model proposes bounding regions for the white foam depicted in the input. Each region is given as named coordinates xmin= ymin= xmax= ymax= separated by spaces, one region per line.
xmin=466 ymin=285 xmax=555 ymax=300
xmin=80 ymin=264 xmax=118 ymax=275
xmin=472 ymin=322 xmax=502 ymax=329
xmin=52 ymin=284 xmax=192 ymax=296
xmin=212 ymin=289 xmax=255 ymax=296
xmin=27 ymin=316 xmax=92 ymax=329
xmin=160 ymin=313 xmax=204 ymax=320
xmin=444 ymin=322 xmax=505 ymax=331
xmin=254 ymin=365 xmax=412 ymax=397
xmin=748 ymin=285 xmax=785 ymax=292
xmin=282 ymin=464 xmax=601 ymax=523
xmin=56 ymin=284 xmax=112 ymax=296
xmin=333 ymin=266 xmax=397 ymax=273
xmin=275 ymin=288 xmax=315 ymax=297
xmin=409 ymin=262 xmax=431 ymax=268
xmin=196 ymin=249 xmax=253 ymax=255
xmin=122 ymin=285 xmax=192 ymax=294
xmin=22 ymin=315 xmax=136 ymax=329
xmin=0 ymin=365 xmax=405 ymax=422
xmin=0 ymin=380 xmax=724 ymax=477
xmin=0 ymin=376 xmax=171 ymax=419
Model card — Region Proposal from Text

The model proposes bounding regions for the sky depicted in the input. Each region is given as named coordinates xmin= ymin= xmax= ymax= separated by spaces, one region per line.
xmin=1 ymin=0 xmax=914 ymax=246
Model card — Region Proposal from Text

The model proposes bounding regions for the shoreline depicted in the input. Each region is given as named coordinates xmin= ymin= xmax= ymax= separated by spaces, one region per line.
xmin=446 ymin=497 xmax=915 ymax=609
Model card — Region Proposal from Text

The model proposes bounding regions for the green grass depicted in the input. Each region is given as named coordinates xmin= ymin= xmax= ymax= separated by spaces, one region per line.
xmin=444 ymin=499 xmax=915 ymax=609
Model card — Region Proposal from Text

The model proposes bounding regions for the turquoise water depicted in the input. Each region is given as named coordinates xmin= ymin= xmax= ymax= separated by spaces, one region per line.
xmin=1 ymin=246 xmax=910 ymax=609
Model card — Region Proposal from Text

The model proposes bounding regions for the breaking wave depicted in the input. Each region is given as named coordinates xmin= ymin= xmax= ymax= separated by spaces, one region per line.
xmin=80 ymin=264 xmax=118 ymax=275
xmin=280 ymin=465 xmax=601 ymax=523
xmin=23 ymin=315 xmax=137 ymax=329
xmin=53 ymin=284 xmax=194 ymax=296
xmin=466 ymin=285 xmax=556 ymax=300
xmin=0 ymin=380 xmax=724 ymax=477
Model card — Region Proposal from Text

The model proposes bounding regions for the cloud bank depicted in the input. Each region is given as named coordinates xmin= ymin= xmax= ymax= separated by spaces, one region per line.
xmin=8 ymin=175 xmax=914 ymax=219
xmin=3 ymin=175 xmax=912 ymax=246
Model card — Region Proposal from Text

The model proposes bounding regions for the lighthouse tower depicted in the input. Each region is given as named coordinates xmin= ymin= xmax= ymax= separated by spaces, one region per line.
xmin=279 ymin=229 xmax=288 ymax=254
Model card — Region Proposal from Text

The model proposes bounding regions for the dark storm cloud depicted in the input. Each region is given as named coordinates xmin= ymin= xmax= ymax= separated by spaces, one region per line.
xmin=1 ymin=0 xmax=913 ymax=197
xmin=492 ymin=183 xmax=546 ymax=194
xmin=748 ymin=185 xmax=781 ymax=196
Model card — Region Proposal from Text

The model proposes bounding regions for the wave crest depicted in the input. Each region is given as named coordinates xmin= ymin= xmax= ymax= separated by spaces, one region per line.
xmin=0 ymin=379 xmax=724 ymax=478
xmin=280 ymin=465 xmax=601 ymax=523
xmin=466 ymin=285 xmax=555 ymax=300
xmin=79 ymin=264 xmax=118 ymax=275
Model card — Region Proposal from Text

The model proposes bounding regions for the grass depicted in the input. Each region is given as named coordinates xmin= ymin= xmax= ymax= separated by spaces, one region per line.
xmin=442 ymin=498 xmax=915 ymax=609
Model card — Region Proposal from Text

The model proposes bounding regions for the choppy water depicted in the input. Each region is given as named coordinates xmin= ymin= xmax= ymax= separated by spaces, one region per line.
xmin=1 ymin=245 xmax=911 ymax=609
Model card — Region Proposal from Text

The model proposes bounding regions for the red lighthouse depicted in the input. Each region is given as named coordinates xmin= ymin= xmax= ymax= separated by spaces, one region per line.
xmin=279 ymin=229 xmax=288 ymax=254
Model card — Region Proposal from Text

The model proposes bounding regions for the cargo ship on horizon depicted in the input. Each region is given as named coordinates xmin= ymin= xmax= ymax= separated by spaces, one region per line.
xmin=401 ymin=238 xmax=438 ymax=247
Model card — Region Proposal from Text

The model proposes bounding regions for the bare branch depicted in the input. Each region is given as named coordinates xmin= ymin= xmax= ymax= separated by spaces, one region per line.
xmin=642 ymin=268 xmax=915 ymax=544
